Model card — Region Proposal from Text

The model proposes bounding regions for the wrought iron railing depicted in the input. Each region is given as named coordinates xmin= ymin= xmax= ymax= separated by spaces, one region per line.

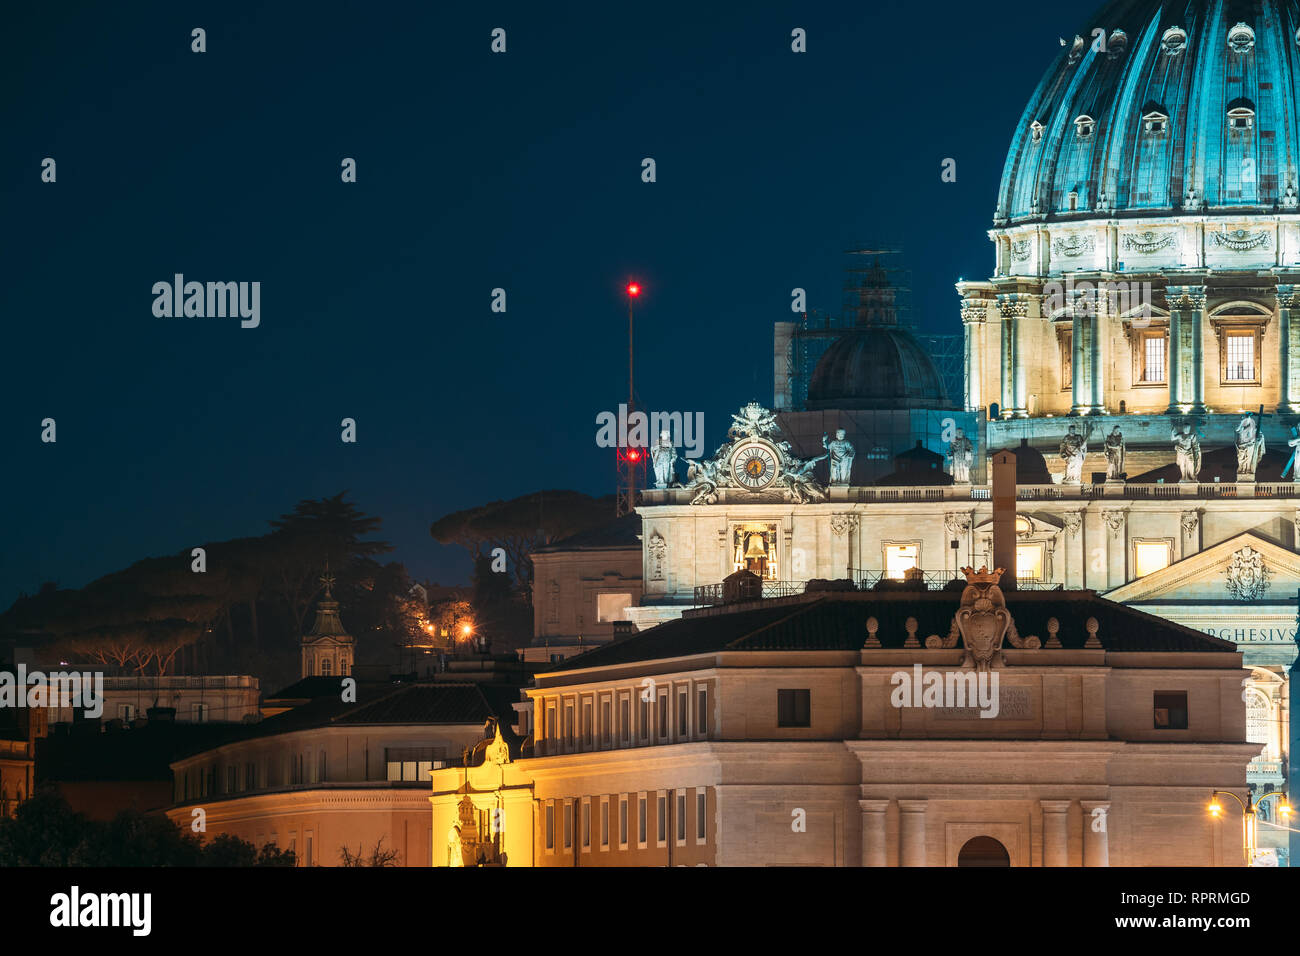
xmin=692 ymin=571 xmax=1061 ymax=605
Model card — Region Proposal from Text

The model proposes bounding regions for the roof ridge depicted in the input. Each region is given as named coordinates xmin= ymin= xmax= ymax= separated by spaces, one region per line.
xmin=722 ymin=595 xmax=829 ymax=649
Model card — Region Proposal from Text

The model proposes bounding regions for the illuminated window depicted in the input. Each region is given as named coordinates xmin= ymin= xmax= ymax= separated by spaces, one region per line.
xmin=596 ymin=592 xmax=631 ymax=622
xmin=1139 ymin=332 xmax=1166 ymax=383
xmin=1154 ymin=691 xmax=1188 ymax=729
xmin=1016 ymin=543 xmax=1045 ymax=582
xmin=1134 ymin=540 xmax=1172 ymax=578
xmin=1224 ymin=331 xmax=1256 ymax=382
xmin=884 ymin=543 xmax=920 ymax=580
xmin=732 ymin=523 xmax=779 ymax=580
xmin=385 ymin=747 xmax=441 ymax=781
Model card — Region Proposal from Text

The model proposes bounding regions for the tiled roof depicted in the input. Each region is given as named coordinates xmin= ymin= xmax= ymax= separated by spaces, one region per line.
xmin=545 ymin=589 xmax=1235 ymax=673
xmin=534 ymin=514 xmax=642 ymax=553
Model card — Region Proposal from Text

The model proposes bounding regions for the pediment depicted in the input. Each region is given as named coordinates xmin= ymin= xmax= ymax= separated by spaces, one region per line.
xmin=1104 ymin=532 xmax=1300 ymax=603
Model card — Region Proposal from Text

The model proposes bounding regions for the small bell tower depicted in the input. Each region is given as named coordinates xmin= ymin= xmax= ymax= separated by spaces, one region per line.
xmin=301 ymin=566 xmax=354 ymax=679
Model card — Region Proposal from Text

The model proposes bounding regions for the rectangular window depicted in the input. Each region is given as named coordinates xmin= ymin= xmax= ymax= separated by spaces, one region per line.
xmin=656 ymin=794 xmax=668 ymax=845
xmin=677 ymin=689 xmax=688 ymax=737
xmin=118 ymin=703 xmax=135 ymax=721
xmin=192 ymin=702 xmax=209 ymax=722
xmin=619 ymin=796 xmax=629 ymax=848
xmin=1134 ymin=540 xmax=1172 ymax=578
xmin=597 ymin=592 xmax=632 ymax=622
xmin=227 ymin=766 xmax=237 ymax=793
xmin=582 ymin=700 xmax=593 ymax=748
xmin=1225 ymin=331 xmax=1256 ymax=382
xmin=563 ymin=801 xmax=573 ymax=849
xmin=601 ymin=699 xmax=612 ymax=746
xmin=1140 ymin=332 xmax=1167 ymax=383
xmin=620 ymin=697 xmax=631 ymax=744
xmin=545 ymin=705 xmax=556 ymax=748
xmin=581 ymin=799 xmax=591 ymax=850
xmin=545 ymin=803 xmax=555 ymax=851
xmin=676 ymin=792 xmax=687 ymax=843
xmin=884 ymin=543 xmax=920 ymax=580
xmin=658 ymin=692 xmax=669 ymax=739
xmin=697 ymin=687 xmax=708 ymax=735
xmin=305 ymin=832 xmax=313 ymax=868
xmin=638 ymin=795 xmax=648 ymax=846
xmin=1154 ymin=691 xmax=1188 ymax=730
xmin=777 ymin=689 xmax=811 ymax=728
xmin=639 ymin=696 xmax=650 ymax=741
xmin=696 ymin=790 xmax=706 ymax=842
xmin=564 ymin=702 xmax=575 ymax=746
xmin=600 ymin=799 xmax=610 ymax=849
xmin=1015 ymin=542 xmax=1045 ymax=583
xmin=385 ymin=747 xmax=443 ymax=782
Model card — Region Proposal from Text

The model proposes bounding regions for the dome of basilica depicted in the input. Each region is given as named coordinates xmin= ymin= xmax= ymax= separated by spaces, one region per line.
xmin=805 ymin=326 xmax=950 ymax=411
xmin=997 ymin=0 xmax=1300 ymax=224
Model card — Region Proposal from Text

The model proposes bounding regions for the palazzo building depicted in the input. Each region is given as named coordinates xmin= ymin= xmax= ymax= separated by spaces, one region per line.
xmin=431 ymin=568 xmax=1257 ymax=866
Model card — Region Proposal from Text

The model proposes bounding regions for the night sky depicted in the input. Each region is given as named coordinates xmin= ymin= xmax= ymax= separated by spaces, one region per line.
xmin=1 ymin=0 xmax=1099 ymax=604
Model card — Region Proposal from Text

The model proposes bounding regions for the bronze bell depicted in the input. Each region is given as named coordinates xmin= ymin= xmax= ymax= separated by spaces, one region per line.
xmin=744 ymin=534 xmax=767 ymax=559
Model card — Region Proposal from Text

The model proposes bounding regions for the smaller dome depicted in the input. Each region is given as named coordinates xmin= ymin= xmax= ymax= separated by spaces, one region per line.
xmin=806 ymin=327 xmax=950 ymax=411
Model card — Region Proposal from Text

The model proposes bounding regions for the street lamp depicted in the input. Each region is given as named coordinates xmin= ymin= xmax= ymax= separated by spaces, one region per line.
xmin=1208 ymin=790 xmax=1290 ymax=866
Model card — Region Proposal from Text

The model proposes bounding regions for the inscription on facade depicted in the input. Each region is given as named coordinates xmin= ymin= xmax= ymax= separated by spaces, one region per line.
xmin=935 ymin=687 xmax=1031 ymax=720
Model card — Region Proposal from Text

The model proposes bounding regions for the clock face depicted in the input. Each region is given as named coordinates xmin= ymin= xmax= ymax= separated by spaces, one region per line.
xmin=730 ymin=440 xmax=781 ymax=491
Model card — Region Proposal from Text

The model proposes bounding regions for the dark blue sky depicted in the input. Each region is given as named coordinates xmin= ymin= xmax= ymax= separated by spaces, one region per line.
xmin=1 ymin=0 xmax=1097 ymax=603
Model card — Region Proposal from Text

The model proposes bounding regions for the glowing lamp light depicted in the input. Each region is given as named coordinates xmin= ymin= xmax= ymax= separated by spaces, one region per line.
xmin=1281 ymin=802 xmax=1293 ymax=817
xmin=626 ymin=282 xmax=641 ymax=297
xmin=461 ymin=623 xmax=472 ymax=637
xmin=1208 ymin=800 xmax=1222 ymax=817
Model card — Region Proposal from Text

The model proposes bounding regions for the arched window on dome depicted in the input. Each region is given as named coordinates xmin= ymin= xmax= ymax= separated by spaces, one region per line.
xmin=1074 ymin=115 xmax=1094 ymax=139
xmin=1161 ymin=26 xmax=1187 ymax=56
xmin=1227 ymin=22 xmax=1255 ymax=55
xmin=1142 ymin=110 xmax=1168 ymax=135
xmin=1029 ymin=120 xmax=1044 ymax=143
xmin=1067 ymin=190 xmax=1079 ymax=212
xmin=1227 ymin=100 xmax=1255 ymax=132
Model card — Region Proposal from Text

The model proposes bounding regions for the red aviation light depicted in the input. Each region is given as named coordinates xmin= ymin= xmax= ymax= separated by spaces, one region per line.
xmin=626 ymin=282 xmax=641 ymax=297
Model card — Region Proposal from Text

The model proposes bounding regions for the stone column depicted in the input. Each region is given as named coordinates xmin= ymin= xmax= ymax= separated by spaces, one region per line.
xmin=1166 ymin=285 xmax=1207 ymax=413
xmin=1071 ymin=297 xmax=1092 ymax=415
xmin=961 ymin=299 xmax=987 ymax=412
xmin=898 ymin=799 xmax=928 ymax=866
xmin=859 ymin=799 xmax=889 ymax=867
xmin=1081 ymin=801 xmax=1111 ymax=866
xmin=1091 ymin=288 xmax=1107 ymax=414
xmin=997 ymin=294 xmax=1030 ymax=417
xmin=1041 ymin=800 xmax=1072 ymax=866
xmin=1277 ymin=284 xmax=1300 ymax=412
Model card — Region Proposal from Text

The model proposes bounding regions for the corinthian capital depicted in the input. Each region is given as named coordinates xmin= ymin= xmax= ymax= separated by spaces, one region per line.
xmin=1165 ymin=285 xmax=1207 ymax=312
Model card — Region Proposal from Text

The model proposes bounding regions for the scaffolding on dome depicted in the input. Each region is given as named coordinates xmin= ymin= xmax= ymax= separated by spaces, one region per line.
xmin=778 ymin=246 xmax=962 ymax=410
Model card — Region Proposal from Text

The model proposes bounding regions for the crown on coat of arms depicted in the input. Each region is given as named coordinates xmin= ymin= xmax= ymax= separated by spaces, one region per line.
xmin=960 ymin=566 xmax=1005 ymax=585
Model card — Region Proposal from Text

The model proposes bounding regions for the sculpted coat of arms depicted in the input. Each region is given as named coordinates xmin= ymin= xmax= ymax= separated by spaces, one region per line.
xmin=1225 ymin=546 xmax=1271 ymax=600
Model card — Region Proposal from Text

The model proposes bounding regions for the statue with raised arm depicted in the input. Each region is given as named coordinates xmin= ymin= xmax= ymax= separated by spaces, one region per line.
xmin=949 ymin=428 xmax=974 ymax=484
xmin=1059 ymin=423 xmax=1089 ymax=484
xmin=783 ymin=454 xmax=828 ymax=504
xmin=822 ymin=429 xmax=855 ymax=485
xmin=685 ymin=456 xmax=720 ymax=505
xmin=1171 ymin=423 xmax=1201 ymax=482
xmin=650 ymin=429 xmax=678 ymax=488
xmin=1235 ymin=413 xmax=1265 ymax=481
xmin=1104 ymin=425 xmax=1125 ymax=480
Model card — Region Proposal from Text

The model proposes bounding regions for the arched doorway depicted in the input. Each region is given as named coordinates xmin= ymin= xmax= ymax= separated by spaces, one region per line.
xmin=957 ymin=835 xmax=1010 ymax=867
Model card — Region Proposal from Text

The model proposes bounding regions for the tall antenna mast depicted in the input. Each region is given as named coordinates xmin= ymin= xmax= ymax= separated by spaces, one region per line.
xmin=616 ymin=281 xmax=644 ymax=517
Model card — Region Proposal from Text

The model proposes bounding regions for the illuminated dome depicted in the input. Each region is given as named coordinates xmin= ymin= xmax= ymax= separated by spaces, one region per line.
xmin=997 ymin=0 xmax=1300 ymax=223
xmin=806 ymin=327 xmax=949 ymax=411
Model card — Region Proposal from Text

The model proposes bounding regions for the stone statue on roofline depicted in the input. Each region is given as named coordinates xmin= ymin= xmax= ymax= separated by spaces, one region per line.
xmin=1104 ymin=425 xmax=1125 ymax=481
xmin=650 ymin=430 xmax=678 ymax=488
xmin=822 ymin=429 xmax=855 ymax=485
xmin=1059 ymin=423 xmax=1089 ymax=484
xmin=949 ymin=428 xmax=974 ymax=484
xmin=1171 ymin=422 xmax=1201 ymax=482
xmin=1235 ymin=413 xmax=1265 ymax=482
